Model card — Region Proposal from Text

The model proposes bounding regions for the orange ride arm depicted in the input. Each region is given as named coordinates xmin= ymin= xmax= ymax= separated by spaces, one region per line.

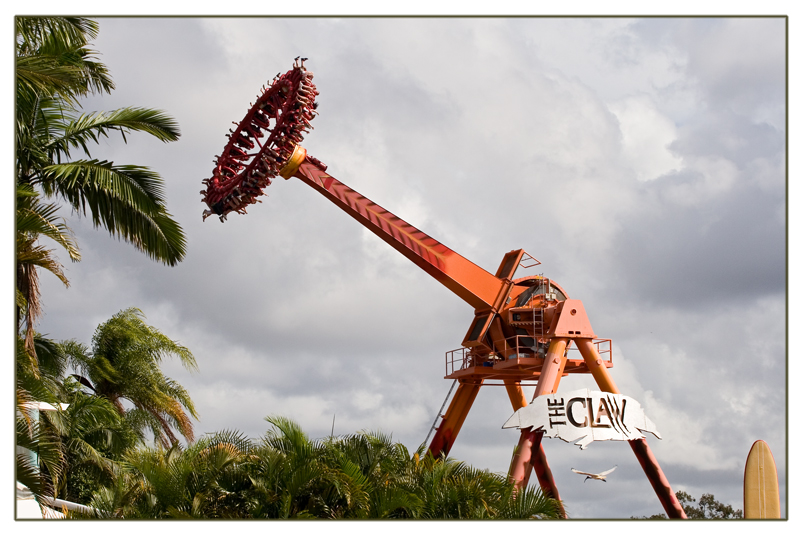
xmin=290 ymin=155 xmax=504 ymax=310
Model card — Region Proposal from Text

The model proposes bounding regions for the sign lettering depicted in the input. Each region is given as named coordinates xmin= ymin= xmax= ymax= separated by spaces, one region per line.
xmin=547 ymin=398 xmax=566 ymax=428
xmin=502 ymin=388 xmax=661 ymax=449
xmin=566 ymin=397 xmax=587 ymax=427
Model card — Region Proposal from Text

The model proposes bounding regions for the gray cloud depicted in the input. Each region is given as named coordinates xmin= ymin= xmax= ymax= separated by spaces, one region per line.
xmin=34 ymin=17 xmax=786 ymax=518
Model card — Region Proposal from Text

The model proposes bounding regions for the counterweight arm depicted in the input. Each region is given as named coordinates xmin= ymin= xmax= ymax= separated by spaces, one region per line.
xmin=291 ymin=154 xmax=505 ymax=311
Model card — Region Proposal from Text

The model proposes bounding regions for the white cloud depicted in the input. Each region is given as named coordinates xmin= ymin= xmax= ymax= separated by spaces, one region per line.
xmin=608 ymin=95 xmax=683 ymax=182
xmin=29 ymin=16 xmax=786 ymax=519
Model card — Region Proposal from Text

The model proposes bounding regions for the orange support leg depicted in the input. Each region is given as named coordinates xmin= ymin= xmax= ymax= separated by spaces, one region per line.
xmin=503 ymin=379 xmax=528 ymax=411
xmin=507 ymin=340 xmax=568 ymax=517
xmin=575 ymin=338 xmax=687 ymax=519
xmin=508 ymin=428 xmax=542 ymax=488
xmin=428 ymin=380 xmax=482 ymax=457
xmin=529 ymin=431 xmax=566 ymax=517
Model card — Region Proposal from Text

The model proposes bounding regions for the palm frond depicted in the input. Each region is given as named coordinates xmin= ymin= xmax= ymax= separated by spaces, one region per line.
xmin=52 ymin=108 xmax=180 ymax=158
xmin=16 ymin=54 xmax=105 ymax=104
xmin=16 ymin=184 xmax=80 ymax=262
xmin=40 ymin=161 xmax=186 ymax=265
xmin=16 ymin=415 xmax=65 ymax=499
xmin=33 ymin=335 xmax=70 ymax=380
xmin=64 ymin=308 xmax=199 ymax=446
xmin=16 ymin=17 xmax=100 ymax=54
xmin=16 ymin=16 xmax=185 ymax=276
xmin=16 ymin=16 xmax=113 ymax=102
xmin=41 ymin=160 xmax=164 ymax=213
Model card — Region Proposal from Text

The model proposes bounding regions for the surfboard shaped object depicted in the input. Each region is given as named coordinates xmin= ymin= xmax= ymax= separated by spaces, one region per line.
xmin=743 ymin=440 xmax=780 ymax=519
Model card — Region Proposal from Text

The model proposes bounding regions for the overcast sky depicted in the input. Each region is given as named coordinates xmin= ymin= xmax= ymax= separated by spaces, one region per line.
xmin=15 ymin=14 xmax=792 ymax=520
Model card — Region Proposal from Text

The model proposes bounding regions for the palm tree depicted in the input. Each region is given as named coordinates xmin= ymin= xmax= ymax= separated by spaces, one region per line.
xmin=64 ymin=308 xmax=199 ymax=448
xmin=319 ymin=430 xmax=422 ymax=518
xmin=16 ymin=412 xmax=64 ymax=511
xmin=16 ymin=184 xmax=80 ymax=358
xmin=76 ymin=417 xmax=565 ymax=519
xmin=16 ymin=336 xmax=66 ymax=508
xmin=249 ymin=417 xmax=564 ymax=519
xmin=15 ymin=334 xmax=136 ymax=507
xmin=398 ymin=445 xmax=563 ymax=519
xmin=246 ymin=416 xmax=341 ymax=518
xmin=496 ymin=482 xmax=567 ymax=519
xmin=81 ymin=429 xmax=255 ymax=519
xmin=15 ymin=16 xmax=186 ymax=352
xmin=42 ymin=378 xmax=144 ymax=503
xmin=15 ymin=17 xmax=114 ymax=104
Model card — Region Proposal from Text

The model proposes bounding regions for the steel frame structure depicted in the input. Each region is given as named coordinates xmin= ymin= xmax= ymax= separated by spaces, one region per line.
xmin=202 ymin=62 xmax=687 ymax=519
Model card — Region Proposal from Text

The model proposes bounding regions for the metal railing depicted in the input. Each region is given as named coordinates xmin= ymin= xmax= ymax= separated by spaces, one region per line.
xmin=566 ymin=338 xmax=613 ymax=364
xmin=445 ymin=335 xmax=613 ymax=376
xmin=445 ymin=347 xmax=472 ymax=375
xmin=445 ymin=334 xmax=541 ymax=375
xmin=446 ymin=336 xmax=612 ymax=376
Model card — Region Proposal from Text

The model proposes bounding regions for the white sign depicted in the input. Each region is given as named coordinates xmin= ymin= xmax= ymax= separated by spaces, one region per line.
xmin=502 ymin=388 xmax=661 ymax=449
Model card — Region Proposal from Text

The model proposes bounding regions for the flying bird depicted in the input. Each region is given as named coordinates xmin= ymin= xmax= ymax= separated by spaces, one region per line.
xmin=571 ymin=466 xmax=617 ymax=482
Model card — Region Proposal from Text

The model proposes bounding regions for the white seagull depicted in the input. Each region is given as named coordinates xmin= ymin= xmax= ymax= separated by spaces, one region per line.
xmin=571 ymin=466 xmax=617 ymax=482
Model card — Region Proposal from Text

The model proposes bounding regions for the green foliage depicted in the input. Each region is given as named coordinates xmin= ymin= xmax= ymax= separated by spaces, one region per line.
xmin=16 ymin=32 xmax=186 ymax=265
xmin=47 ymin=380 xmax=144 ymax=500
xmin=75 ymin=416 xmax=565 ymax=520
xmin=676 ymin=490 xmax=743 ymax=519
xmin=16 ymin=410 xmax=64 ymax=502
xmin=16 ymin=336 xmax=66 ymax=505
xmin=16 ymin=183 xmax=80 ymax=354
xmin=15 ymin=17 xmax=113 ymax=104
xmin=14 ymin=17 xmax=189 ymax=516
xmin=632 ymin=490 xmax=743 ymax=519
xmin=15 ymin=16 xmax=186 ymax=352
xmin=63 ymin=308 xmax=198 ymax=447
xmin=16 ymin=313 xmax=196 ymax=515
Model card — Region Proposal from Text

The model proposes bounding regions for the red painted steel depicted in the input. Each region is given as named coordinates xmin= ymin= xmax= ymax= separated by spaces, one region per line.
xmin=532 ymin=339 xmax=569 ymax=399
xmin=546 ymin=300 xmax=596 ymax=339
xmin=287 ymin=158 xmax=684 ymax=516
xmin=509 ymin=428 xmax=540 ymax=487
xmin=529 ymin=432 xmax=567 ymax=518
xmin=201 ymin=59 xmax=319 ymax=222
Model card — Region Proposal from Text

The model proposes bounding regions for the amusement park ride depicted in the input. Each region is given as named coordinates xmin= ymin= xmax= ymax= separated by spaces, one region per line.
xmin=201 ymin=59 xmax=687 ymax=519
